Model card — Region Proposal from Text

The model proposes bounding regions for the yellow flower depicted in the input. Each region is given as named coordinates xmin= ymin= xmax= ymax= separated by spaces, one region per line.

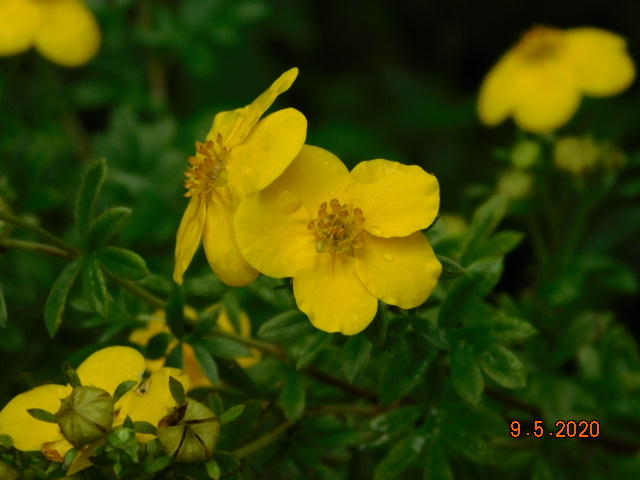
xmin=174 ymin=68 xmax=307 ymax=287
xmin=479 ymin=26 xmax=635 ymax=133
xmin=0 ymin=0 xmax=100 ymax=66
xmin=234 ymin=145 xmax=442 ymax=335
xmin=129 ymin=306 xmax=260 ymax=389
xmin=0 ymin=346 xmax=188 ymax=460
xmin=497 ymin=169 xmax=533 ymax=200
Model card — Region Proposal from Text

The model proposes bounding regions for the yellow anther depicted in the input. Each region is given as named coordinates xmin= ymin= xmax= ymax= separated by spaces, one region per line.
xmin=309 ymin=199 xmax=366 ymax=256
xmin=184 ymin=137 xmax=228 ymax=196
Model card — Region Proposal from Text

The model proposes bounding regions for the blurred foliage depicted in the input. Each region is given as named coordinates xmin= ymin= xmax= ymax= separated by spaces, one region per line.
xmin=1 ymin=0 xmax=640 ymax=479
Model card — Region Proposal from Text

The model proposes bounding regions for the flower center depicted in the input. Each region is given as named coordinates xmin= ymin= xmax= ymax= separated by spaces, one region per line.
xmin=307 ymin=198 xmax=365 ymax=256
xmin=518 ymin=26 xmax=564 ymax=61
xmin=184 ymin=136 xmax=228 ymax=197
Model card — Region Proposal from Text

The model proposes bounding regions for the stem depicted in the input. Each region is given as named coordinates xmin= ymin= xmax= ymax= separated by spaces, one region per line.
xmin=232 ymin=421 xmax=294 ymax=459
xmin=103 ymin=271 xmax=167 ymax=310
xmin=0 ymin=238 xmax=73 ymax=260
xmin=0 ymin=209 xmax=77 ymax=255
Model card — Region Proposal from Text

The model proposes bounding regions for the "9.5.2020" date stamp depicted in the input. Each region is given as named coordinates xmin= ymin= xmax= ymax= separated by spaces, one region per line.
xmin=510 ymin=420 xmax=600 ymax=438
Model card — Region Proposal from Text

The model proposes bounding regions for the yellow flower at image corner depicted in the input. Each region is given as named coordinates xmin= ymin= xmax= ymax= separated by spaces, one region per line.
xmin=0 ymin=0 xmax=100 ymax=67
xmin=0 ymin=346 xmax=189 ymax=461
xmin=234 ymin=145 xmax=442 ymax=335
xmin=129 ymin=305 xmax=261 ymax=389
xmin=478 ymin=26 xmax=635 ymax=133
xmin=174 ymin=68 xmax=307 ymax=287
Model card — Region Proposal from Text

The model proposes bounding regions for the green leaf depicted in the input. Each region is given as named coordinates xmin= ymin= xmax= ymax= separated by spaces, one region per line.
xmin=451 ymin=343 xmax=484 ymax=405
xmin=437 ymin=255 xmax=466 ymax=279
xmin=165 ymin=342 xmax=183 ymax=368
xmin=206 ymin=459 xmax=222 ymax=480
xmin=425 ymin=440 xmax=453 ymax=480
xmin=166 ymin=283 xmax=185 ymax=339
xmin=87 ymin=206 xmax=132 ymax=249
xmin=194 ymin=345 xmax=220 ymax=384
xmin=279 ymin=368 xmax=305 ymax=421
xmin=168 ymin=376 xmax=186 ymax=405
xmin=374 ymin=433 xmax=426 ymax=480
xmin=470 ymin=230 xmax=524 ymax=262
xmin=295 ymin=331 xmax=332 ymax=369
xmin=222 ymin=291 xmax=242 ymax=333
xmin=341 ymin=334 xmax=372 ymax=382
xmin=0 ymin=434 xmax=13 ymax=449
xmin=144 ymin=456 xmax=172 ymax=474
xmin=379 ymin=336 xmax=436 ymax=403
xmin=0 ymin=282 xmax=7 ymax=329
xmin=364 ymin=302 xmax=389 ymax=347
xmin=257 ymin=310 xmax=312 ymax=341
xmin=113 ymin=380 xmax=138 ymax=404
xmin=479 ymin=345 xmax=526 ymax=389
xmin=198 ymin=338 xmax=252 ymax=359
xmin=146 ymin=332 xmax=173 ymax=360
xmin=461 ymin=194 xmax=508 ymax=259
xmin=27 ymin=408 xmax=57 ymax=423
xmin=532 ymin=459 xmax=554 ymax=480
xmin=133 ymin=421 xmax=157 ymax=435
xmin=413 ymin=313 xmax=450 ymax=350
xmin=96 ymin=247 xmax=149 ymax=281
xmin=438 ymin=258 xmax=503 ymax=326
xmin=220 ymin=404 xmax=245 ymax=424
xmin=45 ymin=258 xmax=83 ymax=337
xmin=76 ymin=158 xmax=107 ymax=235
xmin=81 ymin=255 xmax=108 ymax=317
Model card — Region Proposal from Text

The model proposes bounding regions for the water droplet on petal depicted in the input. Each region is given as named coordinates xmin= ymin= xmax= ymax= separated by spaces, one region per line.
xmin=383 ymin=253 xmax=393 ymax=262
xmin=370 ymin=226 xmax=382 ymax=235
xmin=277 ymin=190 xmax=301 ymax=214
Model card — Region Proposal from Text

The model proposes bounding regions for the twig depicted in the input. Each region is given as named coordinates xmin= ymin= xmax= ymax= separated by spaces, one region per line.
xmin=0 ymin=238 xmax=73 ymax=260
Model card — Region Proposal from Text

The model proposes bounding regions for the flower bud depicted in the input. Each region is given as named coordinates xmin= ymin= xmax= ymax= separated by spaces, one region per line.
xmin=553 ymin=136 xmax=599 ymax=176
xmin=511 ymin=139 xmax=540 ymax=170
xmin=157 ymin=400 xmax=220 ymax=462
xmin=0 ymin=460 xmax=20 ymax=480
xmin=497 ymin=169 xmax=533 ymax=200
xmin=56 ymin=386 xmax=114 ymax=447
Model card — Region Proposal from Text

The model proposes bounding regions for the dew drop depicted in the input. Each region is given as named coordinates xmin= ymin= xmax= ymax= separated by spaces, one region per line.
xmin=383 ymin=253 xmax=393 ymax=262
xmin=277 ymin=190 xmax=301 ymax=214
xmin=370 ymin=226 xmax=382 ymax=235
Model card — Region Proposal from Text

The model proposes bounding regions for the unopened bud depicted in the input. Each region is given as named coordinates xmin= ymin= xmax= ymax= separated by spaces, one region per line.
xmin=0 ymin=460 xmax=20 ymax=480
xmin=511 ymin=139 xmax=540 ymax=169
xmin=497 ymin=169 xmax=533 ymax=200
xmin=56 ymin=386 xmax=114 ymax=447
xmin=553 ymin=136 xmax=599 ymax=176
xmin=158 ymin=400 xmax=220 ymax=462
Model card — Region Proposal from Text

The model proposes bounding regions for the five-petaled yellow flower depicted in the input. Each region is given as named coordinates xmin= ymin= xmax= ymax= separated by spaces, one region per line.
xmin=479 ymin=26 xmax=635 ymax=133
xmin=174 ymin=68 xmax=307 ymax=287
xmin=129 ymin=305 xmax=260 ymax=389
xmin=0 ymin=346 xmax=188 ymax=461
xmin=0 ymin=0 xmax=100 ymax=66
xmin=234 ymin=145 xmax=442 ymax=335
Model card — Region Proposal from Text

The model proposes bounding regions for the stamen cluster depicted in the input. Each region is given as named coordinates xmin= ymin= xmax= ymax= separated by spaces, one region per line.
xmin=308 ymin=198 xmax=365 ymax=256
xmin=184 ymin=138 xmax=228 ymax=197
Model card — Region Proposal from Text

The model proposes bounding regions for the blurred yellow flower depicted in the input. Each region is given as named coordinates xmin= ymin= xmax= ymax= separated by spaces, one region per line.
xmin=235 ymin=145 xmax=442 ymax=335
xmin=497 ymin=169 xmax=533 ymax=199
xmin=0 ymin=0 xmax=100 ymax=66
xmin=479 ymin=26 xmax=635 ymax=133
xmin=174 ymin=68 xmax=307 ymax=287
xmin=0 ymin=346 xmax=188 ymax=461
xmin=129 ymin=306 xmax=260 ymax=389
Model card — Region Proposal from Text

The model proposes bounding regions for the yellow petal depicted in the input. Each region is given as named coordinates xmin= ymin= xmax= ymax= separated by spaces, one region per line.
xmin=202 ymin=191 xmax=258 ymax=286
xmin=0 ymin=384 xmax=70 ymax=451
xmin=355 ymin=232 xmax=441 ymax=308
xmin=563 ymin=27 xmax=635 ymax=96
xmin=76 ymin=346 xmax=145 ymax=396
xmin=235 ymin=187 xmax=316 ymax=279
xmin=349 ymin=159 xmax=439 ymax=238
xmin=128 ymin=318 xmax=169 ymax=346
xmin=42 ymin=437 xmax=74 ymax=463
xmin=208 ymin=68 xmax=299 ymax=149
xmin=226 ymin=108 xmax=307 ymax=195
xmin=182 ymin=344 xmax=212 ymax=389
xmin=34 ymin=0 xmax=100 ymax=67
xmin=293 ymin=254 xmax=377 ymax=335
xmin=217 ymin=308 xmax=261 ymax=368
xmin=478 ymin=51 xmax=521 ymax=126
xmin=174 ymin=195 xmax=207 ymax=285
xmin=0 ymin=0 xmax=43 ymax=56
xmin=122 ymin=367 xmax=190 ymax=442
xmin=511 ymin=62 xmax=580 ymax=133
xmin=269 ymin=144 xmax=350 ymax=214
